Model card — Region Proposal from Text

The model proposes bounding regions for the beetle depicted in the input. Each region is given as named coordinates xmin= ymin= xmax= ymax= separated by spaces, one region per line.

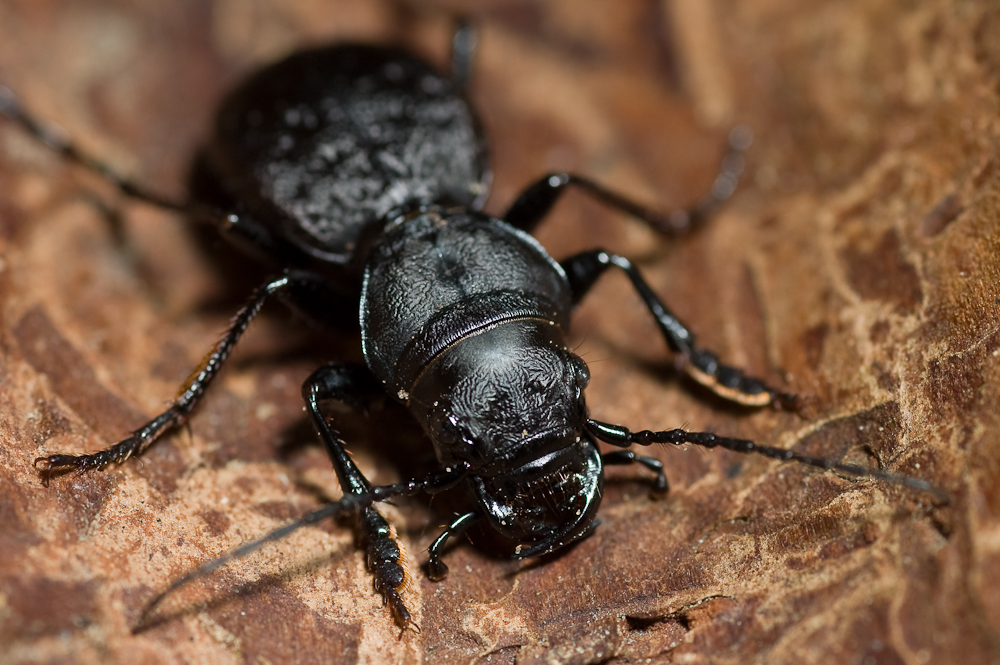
xmin=2 ymin=21 xmax=942 ymax=632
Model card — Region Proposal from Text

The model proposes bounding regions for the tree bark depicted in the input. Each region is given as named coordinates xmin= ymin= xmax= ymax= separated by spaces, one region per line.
xmin=0 ymin=0 xmax=997 ymax=663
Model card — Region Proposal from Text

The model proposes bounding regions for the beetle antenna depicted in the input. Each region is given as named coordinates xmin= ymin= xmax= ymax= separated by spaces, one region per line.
xmin=587 ymin=419 xmax=949 ymax=503
xmin=132 ymin=478 xmax=438 ymax=632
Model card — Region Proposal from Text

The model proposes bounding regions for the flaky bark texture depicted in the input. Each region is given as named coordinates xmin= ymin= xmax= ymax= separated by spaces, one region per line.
xmin=0 ymin=0 xmax=997 ymax=663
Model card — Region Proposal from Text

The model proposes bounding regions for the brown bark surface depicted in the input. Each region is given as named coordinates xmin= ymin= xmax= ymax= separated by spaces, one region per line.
xmin=1 ymin=1 xmax=998 ymax=663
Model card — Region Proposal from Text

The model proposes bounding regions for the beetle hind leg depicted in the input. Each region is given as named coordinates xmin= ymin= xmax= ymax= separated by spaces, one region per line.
xmin=0 ymin=85 xmax=308 ymax=264
xmin=503 ymin=126 xmax=752 ymax=235
xmin=450 ymin=19 xmax=477 ymax=91
xmin=0 ymin=85 xmax=187 ymax=211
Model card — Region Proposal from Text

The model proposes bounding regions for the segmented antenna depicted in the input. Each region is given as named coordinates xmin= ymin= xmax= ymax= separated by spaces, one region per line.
xmin=587 ymin=419 xmax=949 ymax=504
xmin=132 ymin=465 xmax=470 ymax=632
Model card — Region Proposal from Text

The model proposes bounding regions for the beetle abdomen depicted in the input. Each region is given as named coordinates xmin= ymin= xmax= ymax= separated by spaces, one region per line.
xmin=204 ymin=45 xmax=490 ymax=262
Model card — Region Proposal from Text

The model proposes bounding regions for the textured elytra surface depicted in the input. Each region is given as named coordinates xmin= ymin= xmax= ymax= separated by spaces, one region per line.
xmin=0 ymin=1 xmax=997 ymax=664
xmin=208 ymin=44 xmax=488 ymax=259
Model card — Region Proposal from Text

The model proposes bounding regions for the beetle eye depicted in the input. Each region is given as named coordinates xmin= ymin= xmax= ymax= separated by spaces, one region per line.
xmin=569 ymin=353 xmax=590 ymax=388
xmin=430 ymin=408 xmax=464 ymax=446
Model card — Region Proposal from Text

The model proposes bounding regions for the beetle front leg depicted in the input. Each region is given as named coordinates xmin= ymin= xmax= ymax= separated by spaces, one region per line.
xmin=560 ymin=250 xmax=794 ymax=408
xmin=426 ymin=512 xmax=481 ymax=581
xmin=602 ymin=450 xmax=669 ymax=496
xmin=302 ymin=362 xmax=419 ymax=632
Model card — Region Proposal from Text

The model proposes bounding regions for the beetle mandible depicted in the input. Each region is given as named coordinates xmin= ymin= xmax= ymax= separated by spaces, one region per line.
xmin=2 ymin=20 xmax=941 ymax=631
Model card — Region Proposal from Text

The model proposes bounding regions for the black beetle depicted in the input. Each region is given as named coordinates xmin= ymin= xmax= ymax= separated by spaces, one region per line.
xmin=2 ymin=21 xmax=941 ymax=632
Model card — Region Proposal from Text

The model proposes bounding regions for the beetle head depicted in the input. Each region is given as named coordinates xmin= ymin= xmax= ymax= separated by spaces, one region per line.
xmin=409 ymin=320 xmax=604 ymax=555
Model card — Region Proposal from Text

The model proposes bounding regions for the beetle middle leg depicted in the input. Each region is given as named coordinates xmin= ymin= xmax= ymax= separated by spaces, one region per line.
xmin=560 ymin=249 xmax=793 ymax=407
xmin=33 ymin=269 xmax=336 ymax=483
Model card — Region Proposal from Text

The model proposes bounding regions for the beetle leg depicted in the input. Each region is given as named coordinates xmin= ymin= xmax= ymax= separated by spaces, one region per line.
xmin=602 ymin=450 xmax=669 ymax=496
xmin=426 ymin=511 xmax=481 ymax=581
xmin=560 ymin=249 xmax=794 ymax=408
xmin=0 ymin=85 xmax=312 ymax=263
xmin=303 ymin=362 xmax=419 ymax=632
xmin=135 ymin=466 xmax=471 ymax=631
xmin=33 ymin=270 xmax=331 ymax=483
xmin=0 ymin=85 xmax=189 ymax=211
xmin=450 ymin=19 xmax=477 ymax=91
xmin=503 ymin=127 xmax=752 ymax=234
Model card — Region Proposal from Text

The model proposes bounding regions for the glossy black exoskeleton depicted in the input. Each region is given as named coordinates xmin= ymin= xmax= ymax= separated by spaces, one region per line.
xmin=2 ymin=22 xmax=943 ymax=632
